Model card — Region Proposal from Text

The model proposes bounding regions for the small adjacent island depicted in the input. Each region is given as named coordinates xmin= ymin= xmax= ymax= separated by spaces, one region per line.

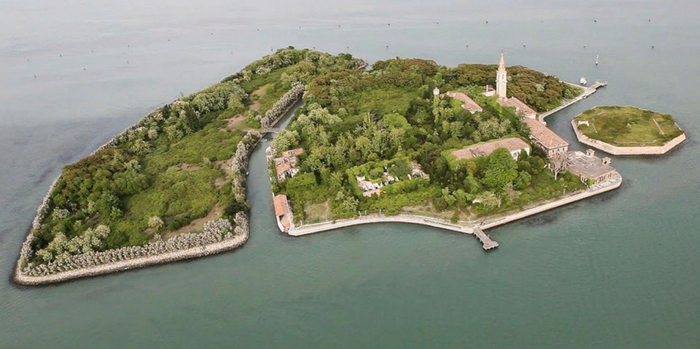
xmin=571 ymin=106 xmax=686 ymax=155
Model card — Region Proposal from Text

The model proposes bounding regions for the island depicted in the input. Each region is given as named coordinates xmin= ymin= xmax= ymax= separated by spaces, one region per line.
xmin=15 ymin=49 xmax=624 ymax=285
xmin=571 ymin=106 xmax=686 ymax=155
xmin=14 ymin=48 xmax=366 ymax=285
xmin=266 ymin=53 xmax=621 ymax=247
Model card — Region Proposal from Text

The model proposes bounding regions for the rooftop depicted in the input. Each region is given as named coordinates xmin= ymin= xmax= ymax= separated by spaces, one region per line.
xmin=273 ymin=194 xmax=292 ymax=229
xmin=451 ymin=137 xmax=530 ymax=160
xmin=523 ymin=118 xmax=569 ymax=149
xmin=446 ymin=91 xmax=483 ymax=113
xmin=281 ymin=148 xmax=304 ymax=158
xmin=567 ymin=151 xmax=616 ymax=179
xmin=499 ymin=96 xmax=537 ymax=116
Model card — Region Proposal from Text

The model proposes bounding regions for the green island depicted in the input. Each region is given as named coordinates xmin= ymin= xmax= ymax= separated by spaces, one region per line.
xmin=571 ymin=106 xmax=686 ymax=155
xmin=15 ymin=48 xmax=365 ymax=283
xmin=16 ymin=48 xmax=626 ymax=285
xmin=267 ymin=53 xmax=622 ymax=238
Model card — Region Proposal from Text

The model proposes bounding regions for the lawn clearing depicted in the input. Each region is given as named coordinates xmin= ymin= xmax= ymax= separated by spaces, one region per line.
xmin=574 ymin=106 xmax=683 ymax=146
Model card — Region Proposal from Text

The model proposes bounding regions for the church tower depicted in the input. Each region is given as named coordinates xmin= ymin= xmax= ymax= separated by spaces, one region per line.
xmin=496 ymin=53 xmax=507 ymax=99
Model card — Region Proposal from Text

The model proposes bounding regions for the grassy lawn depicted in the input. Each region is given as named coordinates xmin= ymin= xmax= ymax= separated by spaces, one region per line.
xmin=303 ymin=201 xmax=332 ymax=224
xmin=353 ymin=86 xmax=420 ymax=116
xmin=575 ymin=106 xmax=683 ymax=146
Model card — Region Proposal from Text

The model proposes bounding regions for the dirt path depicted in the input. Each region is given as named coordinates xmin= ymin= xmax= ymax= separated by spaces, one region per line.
xmin=652 ymin=117 xmax=666 ymax=135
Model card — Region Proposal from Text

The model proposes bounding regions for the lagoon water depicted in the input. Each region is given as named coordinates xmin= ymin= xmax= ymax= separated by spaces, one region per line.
xmin=2 ymin=0 xmax=700 ymax=347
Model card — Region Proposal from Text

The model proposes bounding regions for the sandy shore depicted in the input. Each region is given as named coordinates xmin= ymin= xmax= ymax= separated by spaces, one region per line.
xmin=14 ymin=230 xmax=249 ymax=286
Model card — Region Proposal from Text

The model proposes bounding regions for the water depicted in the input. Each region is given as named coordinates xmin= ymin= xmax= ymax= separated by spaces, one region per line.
xmin=2 ymin=0 xmax=700 ymax=347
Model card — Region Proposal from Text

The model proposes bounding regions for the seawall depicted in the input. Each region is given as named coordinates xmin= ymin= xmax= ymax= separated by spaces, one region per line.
xmin=287 ymin=174 xmax=622 ymax=247
xmin=571 ymin=119 xmax=686 ymax=155
xmin=14 ymin=229 xmax=249 ymax=286
xmin=480 ymin=173 xmax=622 ymax=230
xmin=290 ymin=214 xmax=474 ymax=237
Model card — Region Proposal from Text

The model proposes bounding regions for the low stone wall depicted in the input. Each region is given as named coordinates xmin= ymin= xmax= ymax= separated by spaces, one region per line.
xmin=571 ymin=120 xmax=686 ymax=155
xmin=14 ymin=230 xmax=249 ymax=285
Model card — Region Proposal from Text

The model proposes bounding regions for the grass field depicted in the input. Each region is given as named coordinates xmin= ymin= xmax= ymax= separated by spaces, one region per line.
xmin=575 ymin=106 xmax=683 ymax=146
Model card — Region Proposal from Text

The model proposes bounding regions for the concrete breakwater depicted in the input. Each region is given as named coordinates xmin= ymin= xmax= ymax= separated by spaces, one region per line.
xmin=14 ymin=229 xmax=249 ymax=286
xmin=571 ymin=119 xmax=686 ymax=156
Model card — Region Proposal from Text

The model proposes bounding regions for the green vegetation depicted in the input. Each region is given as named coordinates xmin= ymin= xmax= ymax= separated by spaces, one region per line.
xmin=575 ymin=106 xmax=684 ymax=146
xmin=27 ymin=48 xmax=365 ymax=267
xmin=271 ymin=57 xmax=585 ymax=224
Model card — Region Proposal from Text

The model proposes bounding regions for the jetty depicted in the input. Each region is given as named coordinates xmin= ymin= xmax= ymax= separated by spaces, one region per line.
xmin=474 ymin=227 xmax=499 ymax=250
xmin=538 ymin=80 xmax=607 ymax=123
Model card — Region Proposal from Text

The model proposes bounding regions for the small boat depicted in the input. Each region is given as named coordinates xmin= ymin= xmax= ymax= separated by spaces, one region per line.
xmin=595 ymin=55 xmax=599 ymax=66
xmin=580 ymin=77 xmax=587 ymax=85
xmin=246 ymin=171 xmax=250 ymax=176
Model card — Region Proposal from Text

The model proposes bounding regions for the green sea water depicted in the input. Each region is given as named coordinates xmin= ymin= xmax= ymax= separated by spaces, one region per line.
xmin=1 ymin=1 xmax=700 ymax=347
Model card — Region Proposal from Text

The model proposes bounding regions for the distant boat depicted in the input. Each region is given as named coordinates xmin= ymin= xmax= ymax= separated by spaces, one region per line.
xmin=595 ymin=55 xmax=599 ymax=65
xmin=580 ymin=77 xmax=588 ymax=85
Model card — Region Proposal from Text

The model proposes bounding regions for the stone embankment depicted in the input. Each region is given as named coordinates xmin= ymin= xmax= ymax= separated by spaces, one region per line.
xmin=480 ymin=172 xmax=622 ymax=230
xmin=14 ymin=229 xmax=249 ymax=285
xmin=571 ymin=119 xmax=686 ymax=156
xmin=287 ymin=174 xmax=622 ymax=250
xmin=539 ymin=81 xmax=606 ymax=124
xmin=290 ymin=214 xmax=474 ymax=237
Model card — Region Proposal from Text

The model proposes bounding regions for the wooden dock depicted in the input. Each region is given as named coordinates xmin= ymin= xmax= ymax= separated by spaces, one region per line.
xmin=474 ymin=227 xmax=499 ymax=251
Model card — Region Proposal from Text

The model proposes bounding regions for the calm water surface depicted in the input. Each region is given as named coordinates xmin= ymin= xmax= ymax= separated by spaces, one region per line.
xmin=1 ymin=1 xmax=700 ymax=347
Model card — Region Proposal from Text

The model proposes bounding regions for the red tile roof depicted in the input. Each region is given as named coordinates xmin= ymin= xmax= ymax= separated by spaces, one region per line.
xmin=273 ymin=194 xmax=291 ymax=229
xmin=281 ymin=148 xmax=304 ymax=158
xmin=498 ymin=97 xmax=537 ymax=117
xmin=446 ymin=91 xmax=483 ymax=113
xmin=452 ymin=137 xmax=530 ymax=160
xmin=523 ymin=118 xmax=569 ymax=149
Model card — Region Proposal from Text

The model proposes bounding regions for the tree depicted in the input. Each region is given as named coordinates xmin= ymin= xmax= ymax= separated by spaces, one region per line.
xmin=148 ymin=216 xmax=164 ymax=231
xmin=482 ymin=148 xmax=518 ymax=208
xmin=333 ymin=191 xmax=359 ymax=217
xmin=550 ymin=152 xmax=568 ymax=180
xmin=272 ymin=129 xmax=300 ymax=151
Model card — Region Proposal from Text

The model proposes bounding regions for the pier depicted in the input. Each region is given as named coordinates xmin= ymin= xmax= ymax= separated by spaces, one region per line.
xmin=538 ymin=80 xmax=607 ymax=123
xmin=473 ymin=227 xmax=499 ymax=250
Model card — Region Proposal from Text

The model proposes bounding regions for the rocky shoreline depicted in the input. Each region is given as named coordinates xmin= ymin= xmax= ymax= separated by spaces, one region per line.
xmin=14 ymin=228 xmax=249 ymax=286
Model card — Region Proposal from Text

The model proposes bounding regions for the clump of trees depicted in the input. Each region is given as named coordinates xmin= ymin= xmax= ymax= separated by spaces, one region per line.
xmin=269 ymin=57 xmax=587 ymax=224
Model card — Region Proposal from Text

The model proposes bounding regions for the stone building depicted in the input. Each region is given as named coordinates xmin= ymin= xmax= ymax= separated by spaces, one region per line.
xmin=274 ymin=148 xmax=304 ymax=181
xmin=273 ymin=194 xmax=294 ymax=233
xmin=451 ymin=137 xmax=530 ymax=161
xmin=566 ymin=149 xmax=617 ymax=185
xmin=445 ymin=91 xmax=483 ymax=114
xmin=494 ymin=53 xmax=537 ymax=119
xmin=523 ymin=118 xmax=569 ymax=158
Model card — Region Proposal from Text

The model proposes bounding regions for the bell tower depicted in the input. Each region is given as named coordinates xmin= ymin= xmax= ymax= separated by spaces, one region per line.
xmin=496 ymin=53 xmax=507 ymax=99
